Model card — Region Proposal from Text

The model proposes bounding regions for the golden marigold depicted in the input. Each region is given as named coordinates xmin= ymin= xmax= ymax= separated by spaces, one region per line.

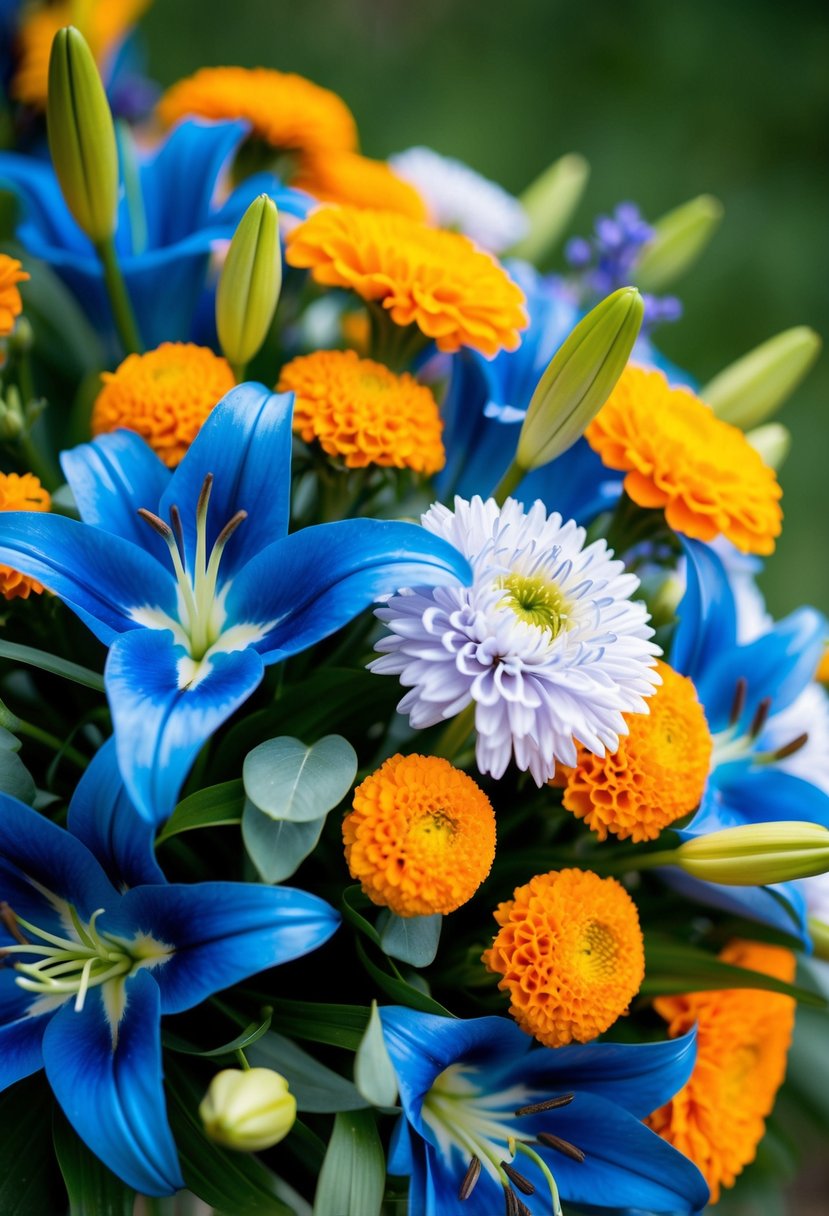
xmin=11 ymin=0 xmax=150 ymax=108
xmin=585 ymin=366 xmax=783 ymax=555
xmin=647 ymin=939 xmax=796 ymax=1204
xmin=0 ymin=255 xmax=29 ymax=337
xmin=294 ymin=153 xmax=427 ymax=220
xmin=278 ymin=349 xmax=445 ymax=474
xmin=285 ymin=206 xmax=528 ymax=357
xmin=560 ymin=660 xmax=712 ymax=842
xmin=343 ymin=754 xmax=496 ymax=917
xmin=483 ymin=868 xmax=645 ymax=1047
xmin=0 ymin=472 xmax=51 ymax=600
xmin=157 ymin=67 xmax=357 ymax=159
xmin=816 ymin=646 xmax=829 ymax=684
xmin=92 ymin=343 xmax=235 ymax=468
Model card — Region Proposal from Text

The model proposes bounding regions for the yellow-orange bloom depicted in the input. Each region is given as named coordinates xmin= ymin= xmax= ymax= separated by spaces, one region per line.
xmin=285 ymin=206 xmax=527 ymax=357
xmin=0 ymin=255 xmax=29 ymax=337
xmin=278 ymin=349 xmax=445 ymax=474
xmin=560 ymin=661 xmax=712 ymax=842
xmin=483 ymin=868 xmax=645 ymax=1047
xmin=157 ymin=66 xmax=357 ymax=159
xmin=816 ymin=646 xmax=829 ymax=684
xmin=92 ymin=343 xmax=235 ymax=467
xmin=586 ymin=366 xmax=783 ymax=555
xmin=0 ymin=472 xmax=51 ymax=599
xmin=294 ymin=153 xmax=427 ymax=220
xmin=343 ymin=754 xmax=496 ymax=917
xmin=647 ymin=940 xmax=796 ymax=1204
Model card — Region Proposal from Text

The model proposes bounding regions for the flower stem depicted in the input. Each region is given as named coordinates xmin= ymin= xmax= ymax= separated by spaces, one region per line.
xmin=492 ymin=459 xmax=525 ymax=505
xmin=432 ymin=703 xmax=476 ymax=762
xmin=94 ymin=237 xmax=143 ymax=355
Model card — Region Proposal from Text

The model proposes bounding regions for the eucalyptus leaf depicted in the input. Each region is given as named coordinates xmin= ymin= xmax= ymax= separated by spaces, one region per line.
xmin=248 ymin=1032 xmax=368 ymax=1113
xmin=53 ymin=1110 xmax=134 ymax=1216
xmin=156 ymin=779 xmax=245 ymax=843
xmin=244 ymin=735 xmax=357 ymax=823
xmin=312 ymin=1111 xmax=385 ymax=1216
xmin=242 ymin=800 xmax=326 ymax=882
xmin=379 ymin=911 xmax=442 ymax=968
xmin=354 ymin=1001 xmax=398 ymax=1109
xmin=0 ymin=747 xmax=36 ymax=805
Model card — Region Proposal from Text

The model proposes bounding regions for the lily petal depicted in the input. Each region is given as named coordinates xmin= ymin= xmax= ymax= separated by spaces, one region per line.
xmin=0 ymin=975 xmax=51 ymax=1092
xmin=672 ymin=539 xmax=737 ymax=690
xmin=703 ymin=766 xmax=829 ymax=830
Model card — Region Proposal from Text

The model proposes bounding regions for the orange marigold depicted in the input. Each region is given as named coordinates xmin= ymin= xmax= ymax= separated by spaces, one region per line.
xmin=483 ymin=868 xmax=645 ymax=1047
xmin=343 ymin=754 xmax=496 ymax=917
xmin=0 ymin=472 xmax=51 ymax=600
xmin=294 ymin=153 xmax=427 ymax=220
xmin=278 ymin=350 xmax=445 ymax=474
xmin=0 ymin=255 xmax=29 ymax=337
xmin=285 ymin=206 xmax=528 ymax=357
xmin=585 ymin=365 xmax=783 ymax=555
xmin=816 ymin=646 xmax=829 ymax=684
xmin=157 ymin=67 xmax=357 ymax=159
xmin=91 ymin=343 xmax=235 ymax=467
xmin=647 ymin=939 xmax=796 ymax=1204
xmin=560 ymin=660 xmax=712 ymax=842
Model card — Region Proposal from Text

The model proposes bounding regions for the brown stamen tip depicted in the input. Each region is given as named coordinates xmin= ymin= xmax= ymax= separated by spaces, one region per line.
xmin=137 ymin=507 xmax=173 ymax=540
xmin=515 ymin=1093 xmax=575 ymax=1117
xmin=196 ymin=472 xmax=214 ymax=520
xmin=169 ymin=504 xmax=185 ymax=556
xmin=774 ymin=732 xmax=809 ymax=760
xmin=515 ymin=1200 xmax=533 ymax=1216
xmin=537 ymin=1131 xmax=586 ymax=1163
xmin=0 ymin=901 xmax=29 ymax=946
xmin=730 ymin=676 xmax=747 ymax=726
xmin=502 ymin=1162 xmax=535 ymax=1195
xmin=214 ymin=509 xmax=248 ymax=550
xmin=459 ymin=1155 xmax=481 ymax=1200
xmin=750 ymin=695 xmax=772 ymax=739
xmin=504 ymin=1186 xmax=519 ymax=1216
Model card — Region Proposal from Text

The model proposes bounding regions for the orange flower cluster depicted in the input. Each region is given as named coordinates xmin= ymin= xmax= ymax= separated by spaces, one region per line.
xmin=0 ymin=473 xmax=51 ymax=600
xmin=295 ymin=153 xmax=427 ymax=220
xmin=0 ymin=255 xmax=29 ymax=337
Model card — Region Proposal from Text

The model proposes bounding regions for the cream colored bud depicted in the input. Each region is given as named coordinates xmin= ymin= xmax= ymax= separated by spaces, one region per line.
xmin=199 ymin=1067 xmax=296 ymax=1152
xmin=635 ymin=195 xmax=723 ymax=291
xmin=216 ymin=194 xmax=282 ymax=371
xmin=671 ymin=822 xmax=829 ymax=885
xmin=746 ymin=422 xmax=791 ymax=470
xmin=702 ymin=326 xmax=821 ymax=429
xmin=511 ymin=153 xmax=590 ymax=264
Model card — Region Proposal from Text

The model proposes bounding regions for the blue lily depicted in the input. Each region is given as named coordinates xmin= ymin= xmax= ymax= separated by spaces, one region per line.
xmin=380 ymin=1007 xmax=709 ymax=1215
xmin=0 ymin=119 xmax=310 ymax=356
xmin=0 ymin=741 xmax=339 ymax=1196
xmin=0 ymin=382 xmax=471 ymax=824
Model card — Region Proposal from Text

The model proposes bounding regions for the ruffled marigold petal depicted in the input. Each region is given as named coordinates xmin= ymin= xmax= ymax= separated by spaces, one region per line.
xmin=294 ymin=153 xmax=427 ymax=220
xmin=0 ymin=472 xmax=51 ymax=600
xmin=0 ymin=255 xmax=29 ymax=337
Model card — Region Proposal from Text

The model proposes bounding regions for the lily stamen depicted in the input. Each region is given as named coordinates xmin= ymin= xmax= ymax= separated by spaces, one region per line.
xmin=459 ymin=1154 xmax=481 ymax=1200
xmin=515 ymin=1093 xmax=575 ymax=1117
xmin=749 ymin=696 xmax=772 ymax=739
xmin=501 ymin=1161 xmax=535 ymax=1195
xmin=729 ymin=676 xmax=747 ymax=726
xmin=536 ymin=1131 xmax=587 ymax=1163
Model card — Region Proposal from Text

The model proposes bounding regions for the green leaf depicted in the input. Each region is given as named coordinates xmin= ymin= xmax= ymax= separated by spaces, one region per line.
xmin=165 ymin=1008 xmax=273 ymax=1058
xmin=267 ymin=999 xmax=370 ymax=1051
xmin=355 ymin=938 xmax=452 ymax=1017
xmin=642 ymin=940 xmax=828 ymax=1008
xmin=379 ymin=911 xmax=442 ymax=968
xmin=248 ymin=1032 xmax=368 ymax=1113
xmin=244 ymin=735 xmax=357 ymax=823
xmin=0 ymin=1076 xmax=63 ymax=1215
xmin=53 ymin=1110 xmax=134 ymax=1216
xmin=312 ymin=1111 xmax=385 ymax=1216
xmin=0 ymin=640 xmax=105 ymax=692
xmin=354 ymin=1001 xmax=398 ymax=1109
xmin=156 ymin=779 xmax=245 ymax=844
xmin=0 ymin=747 xmax=36 ymax=804
xmin=242 ymin=801 xmax=326 ymax=882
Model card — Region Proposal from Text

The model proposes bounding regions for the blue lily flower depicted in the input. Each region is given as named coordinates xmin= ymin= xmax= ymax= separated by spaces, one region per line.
xmin=0 ymin=741 xmax=339 ymax=1196
xmin=0 ymin=119 xmax=310 ymax=356
xmin=380 ymin=1007 xmax=709 ymax=1215
xmin=0 ymin=382 xmax=472 ymax=824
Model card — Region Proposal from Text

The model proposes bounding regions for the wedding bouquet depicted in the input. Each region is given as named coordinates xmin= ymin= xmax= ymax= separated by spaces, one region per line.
xmin=0 ymin=6 xmax=827 ymax=1214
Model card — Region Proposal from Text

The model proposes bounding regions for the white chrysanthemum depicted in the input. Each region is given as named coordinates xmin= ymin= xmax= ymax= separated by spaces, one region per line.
xmin=370 ymin=497 xmax=661 ymax=784
xmin=389 ymin=146 xmax=528 ymax=253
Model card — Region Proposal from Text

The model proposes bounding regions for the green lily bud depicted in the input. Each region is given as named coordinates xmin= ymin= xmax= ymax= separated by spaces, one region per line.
xmin=702 ymin=326 xmax=821 ymax=428
xmin=746 ymin=422 xmax=791 ymax=470
xmin=668 ymin=822 xmax=829 ymax=886
xmin=216 ymin=194 xmax=282 ymax=374
xmin=515 ymin=286 xmax=643 ymax=472
xmin=808 ymin=916 xmax=829 ymax=962
xmin=47 ymin=27 xmax=118 ymax=243
xmin=511 ymin=153 xmax=590 ymax=265
xmin=0 ymin=385 xmax=24 ymax=441
xmin=635 ymin=194 xmax=723 ymax=291
xmin=199 ymin=1067 xmax=296 ymax=1152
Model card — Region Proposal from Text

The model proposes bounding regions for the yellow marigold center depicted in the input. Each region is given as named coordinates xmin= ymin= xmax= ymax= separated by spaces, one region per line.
xmin=342 ymin=753 xmax=496 ymax=917
xmin=0 ymin=472 xmax=51 ymax=601
xmin=560 ymin=660 xmax=712 ymax=842
xmin=0 ymin=254 xmax=29 ymax=338
xmin=646 ymin=939 xmax=796 ymax=1204
xmin=294 ymin=152 xmax=427 ymax=220
xmin=498 ymin=572 xmax=571 ymax=637
xmin=278 ymin=349 xmax=445 ymax=474
xmin=285 ymin=206 xmax=527 ymax=357
xmin=91 ymin=343 xmax=235 ymax=467
xmin=585 ymin=365 xmax=783 ymax=555
xmin=482 ymin=868 xmax=645 ymax=1047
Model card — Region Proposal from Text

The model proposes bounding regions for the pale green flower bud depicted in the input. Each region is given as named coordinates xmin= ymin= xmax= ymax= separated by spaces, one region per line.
xmin=47 ymin=27 xmax=118 ymax=244
xmin=0 ymin=386 xmax=25 ymax=441
xmin=746 ymin=422 xmax=791 ymax=470
xmin=515 ymin=286 xmax=643 ymax=471
xmin=216 ymin=194 xmax=282 ymax=372
xmin=511 ymin=153 xmax=590 ymax=264
xmin=808 ymin=916 xmax=829 ymax=963
xmin=669 ymin=822 xmax=829 ymax=886
xmin=199 ymin=1067 xmax=296 ymax=1152
xmin=702 ymin=326 xmax=821 ymax=428
xmin=635 ymin=195 xmax=723 ymax=291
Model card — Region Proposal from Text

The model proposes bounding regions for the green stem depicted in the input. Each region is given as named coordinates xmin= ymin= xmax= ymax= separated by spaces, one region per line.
xmin=18 ymin=429 xmax=61 ymax=491
xmin=432 ymin=703 xmax=476 ymax=762
xmin=231 ymin=359 xmax=247 ymax=384
xmin=235 ymin=1047 xmax=251 ymax=1071
xmin=15 ymin=719 xmax=87 ymax=769
xmin=492 ymin=459 xmax=526 ymax=505
xmin=94 ymin=237 xmax=143 ymax=355
xmin=591 ymin=848 xmax=678 ymax=875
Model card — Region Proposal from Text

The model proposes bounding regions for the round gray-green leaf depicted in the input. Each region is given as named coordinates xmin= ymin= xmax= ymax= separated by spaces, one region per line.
xmin=243 ymin=735 xmax=358 ymax=823
xmin=242 ymin=801 xmax=326 ymax=883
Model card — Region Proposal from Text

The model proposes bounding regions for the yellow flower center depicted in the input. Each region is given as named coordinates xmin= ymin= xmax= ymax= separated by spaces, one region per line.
xmin=499 ymin=573 xmax=570 ymax=637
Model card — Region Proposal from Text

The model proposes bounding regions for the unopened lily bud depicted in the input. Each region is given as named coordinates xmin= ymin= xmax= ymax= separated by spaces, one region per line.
xmin=199 ymin=1067 xmax=296 ymax=1152
xmin=669 ymin=822 xmax=829 ymax=886
xmin=511 ymin=153 xmax=590 ymax=264
xmin=47 ymin=27 xmax=118 ymax=243
xmin=702 ymin=326 xmax=821 ymax=429
xmin=516 ymin=286 xmax=643 ymax=471
xmin=0 ymin=386 xmax=25 ymax=441
xmin=635 ymin=195 xmax=723 ymax=291
xmin=746 ymin=422 xmax=791 ymax=470
xmin=216 ymin=194 xmax=282 ymax=371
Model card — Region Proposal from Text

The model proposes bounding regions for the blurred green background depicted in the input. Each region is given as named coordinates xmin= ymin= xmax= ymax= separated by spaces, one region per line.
xmin=142 ymin=0 xmax=828 ymax=617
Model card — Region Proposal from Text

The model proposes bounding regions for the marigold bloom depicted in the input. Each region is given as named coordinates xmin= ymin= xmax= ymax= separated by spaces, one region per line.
xmin=285 ymin=206 xmax=527 ymax=357
xmin=157 ymin=66 xmax=357 ymax=159
xmin=343 ymin=753 xmax=496 ymax=917
xmin=91 ymin=343 xmax=235 ymax=467
xmin=586 ymin=366 xmax=783 ymax=554
xmin=0 ymin=255 xmax=29 ymax=336
xmin=561 ymin=660 xmax=712 ymax=842
xmin=647 ymin=940 xmax=796 ymax=1203
xmin=278 ymin=350 xmax=445 ymax=473
xmin=0 ymin=472 xmax=51 ymax=600
xmin=483 ymin=868 xmax=645 ymax=1047
xmin=294 ymin=153 xmax=427 ymax=220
